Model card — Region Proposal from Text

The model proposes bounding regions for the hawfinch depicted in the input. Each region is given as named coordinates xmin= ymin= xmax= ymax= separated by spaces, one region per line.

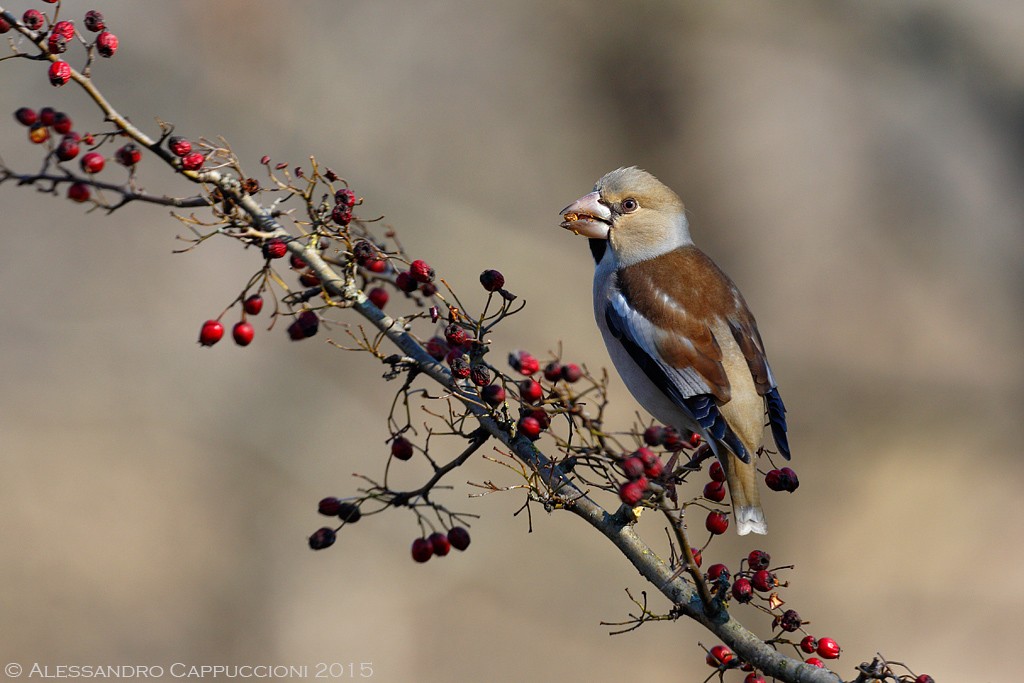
xmin=560 ymin=167 xmax=790 ymax=535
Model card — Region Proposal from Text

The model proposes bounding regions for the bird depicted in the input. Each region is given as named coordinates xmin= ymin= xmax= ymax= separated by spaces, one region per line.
xmin=560 ymin=166 xmax=790 ymax=535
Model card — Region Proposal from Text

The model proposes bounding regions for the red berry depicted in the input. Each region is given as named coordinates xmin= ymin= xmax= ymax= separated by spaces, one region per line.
xmin=242 ymin=294 xmax=263 ymax=315
xmin=703 ymin=480 xmax=726 ymax=502
xmin=28 ymin=123 xmax=50 ymax=144
xmin=84 ymin=10 xmax=105 ymax=32
xmin=425 ymin=336 xmax=449 ymax=361
xmin=637 ymin=447 xmax=663 ymax=478
xmin=744 ymin=675 xmax=766 ymax=683
xmin=115 ymin=143 xmax=141 ymax=167
xmin=391 ymin=436 xmax=414 ymax=461
xmin=543 ymin=361 xmax=563 ymax=382
xmin=765 ymin=469 xmax=785 ymax=491
xmin=444 ymin=323 xmax=468 ymax=346
xmin=518 ymin=415 xmax=542 ymax=439
xmin=709 ymin=460 xmax=726 ymax=482
xmin=447 ymin=526 xmax=471 ymax=551
xmin=479 ymin=269 xmax=505 ymax=292
xmin=48 ymin=33 xmax=68 ymax=54
xmin=331 ymin=204 xmax=353 ymax=225
xmin=39 ymin=107 xmax=56 ymax=126
xmin=0 ymin=16 xmax=11 ymax=33
xmin=66 ymin=182 xmax=90 ymax=203
xmin=732 ymin=577 xmax=753 ymax=603
xmin=805 ymin=658 xmax=824 ymax=668
xmin=518 ymin=379 xmax=543 ymax=403
xmin=95 ymin=31 xmax=118 ymax=57
xmin=560 ymin=363 xmax=582 ymax=383
xmin=308 ymin=528 xmax=336 ymax=550
xmin=643 ymin=425 xmax=667 ymax=446
xmin=52 ymin=111 xmax=72 ymax=134
xmin=318 ymin=497 xmax=343 ymax=516
xmin=480 ymin=384 xmax=506 ymax=406
xmin=336 ymin=502 xmax=361 ymax=523
xmin=181 ymin=151 xmax=205 ymax=171
xmin=367 ymin=286 xmax=388 ymax=309
xmin=198 ymin=320 xmax=224 ymax=346
xmin=53 ymin=20 xmax=75 ymax=40
xmin=23 ymin=9 xmax=44 ymax=30
xmin=351 ymin=240 xmax=376 ymax=265
xmin=470 ymin=364 xmax=491 ymax=387
xmin=49 ymin=60 xmax=72 ymax=86
xmin=411 ymin=538 xmax=433 ymax=563
xmin=80 ymin=152 xmax=104 ymax=174
xmin=618 ymin=479 xmax=646 ymax=506
xmin=14 ymin=107 xmax=38 ymax=126
xmin=778 ymin=609 xmax=802 ymax=632
xmin=751 ymin=569 xmax=775 ymax=592
xmin=334 ymin=188 xmax=356 ymax=207
xmin=428 ymin=532 xmax=451 ymax=557
xmin=449 ymin=355 xmax=471 ymax=379
xmin=621 ymin=456 xmax=645 ymax=480
xmin=815 ymin=637 xmax=840 ymax=660
xmin=707 ymin=645 xmax=734 ymax=667
xmin=56 ymin=137 xmax=80 ymax=161
xmin=706 ymin=563 xmax=730 ymax=581
xmin=747 ymin=549 xmax=771 ymax=571
xmin=232 ymin=321 xmax=254 ymax=346
xmin=288 ymin=254 xmax=307 ymax=270
xmin=409 ymin=259 xmax=435 ymax=283
xmin=262 ymin=238 xmax=287 ymax=259
xmin=509 ymin=350 xmax=539 ymax=376
xmin=779 ymin=467 xmax=800 ymax=492
xmin=705 ymin=511 xmax=729 ymax=535
xmin=799 ymin=635 xmax=818 ymax=654
xmin=914 ymin=676 xmax=935 ymax=683
xmin=298 ymin=271 xmax=321 ymax=287
xmin=365 ymin=257 xmax=387 ymax=273
xmin=691 ymin=547 xmax=703 ymax=567
xmin=395 ymin=271 xmax=417 ymax=293
xmin=168 ymin=136 xmax=191 ymax=157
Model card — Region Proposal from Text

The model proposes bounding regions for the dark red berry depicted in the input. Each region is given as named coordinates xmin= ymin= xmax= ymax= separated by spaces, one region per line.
xmin=799 ymin=636 xmax=818 ymax=654
xmin=308 ymin=527 xmax=336 ymax=550
xmin=48 ymin=33 xmax=68 ymax=54
xmin=732 ymin=577 xmax=753 ymax=603
xmin=232 ymin=321 xmax=254 ymax=346
xmin=262 ymin=238 xmax=287 ymax=259
xmin=242 ymin=294 xmax=263 ymax=315
xmin=84 ymin=10 xmax=105 ymax=32
xmin=198 ymin=320 xmax=224 ymax=346
xmin=805 ymin=658 xmax=824 ymax=668
xmin=619 ymin=479 xmax=646 ymax=506
xmin=52 ymin=111 xmax=72 ymax=134
xmin=779 ymin=467 xmax=800 ymax=492
xmin=14 ymin=107 xmax=38 ymax=126
xmin=66 ymin=182 xmax=90 ymax=203
xmin=479 ymin=269 xmax=505 ymax=292
xmin=447 ymin=526 xmax=471 ymax=551
xmin=80 ymin=152 xmax=104 ymax=174
xmin=778 ymin=609 xmax=802 ymax=632
xmin=115 ymin=143 xmax=141 ymax=167
xmin=449 ymin=355 xmax=471 ymax=379
xmin=367 ymin=287 xmax=388 ymax=309
xmin=0 ymin=16 xmax=11 ymax=33
xmin=709 ymin=461 xmax=726 ymax=482
xmin=53 ymin=20 xmax=75 ymax=40
xmin=751 ymin=569 xmax=775 ymax=592
xmin=509 ymin=350 xmax=539 ymax=376
xmin=318 ymin=497 xmax=343 ymax=516
xmin=519 ymin=379 xmax=543 ymax=403
xmin=561 ymin=363 xmax=582 ymax=383
xmin=444 ymin=323 xmax=468 ymax=346
xmin=391 ymin=437 xmax=414 ymax=461
xmin=23 ymin=9 xmax=44 ymax=30
xmin=703 ymin=480 xmax=726 ymax=502
xmin=56 ymin=137 xmax=80 ymax=161
xmin=914 ymin=676 xmax=935 ymax=683
xmin=287 ymin=311 xmax=319 ymax=340
xmin=395 ymin=271 xmax=417 ymax=293
xmin=643 ymin=425 xmax=667 ymax=446
xmin=815 ymin=637 xmax=840 ymax=660
xmin=637 ymin=447 xmax=663 ymax=478
xmin=409 ymin=259 xmax=435 ymax=283
xmin=621 ymin=456 xmax=645 ymax=480
xmin=765 ymin=469 xmax=785 ymax=491
xmin=542 ymin=362 xmax=562 ymax=382
xmin=519 ymin=415 xmax=542 ymax=439
xmin=334 ymin=188 xmax=356 ymax=207
xmin=706 ymin=511 xmax=729 ymax=535
xmin=706 ymin=563 xmax=730 ymax=581
xmin=49 ymin=61 xmax=72 ymax=86
xmin=747 ymin=549 xmax=771 ymax=571
xmin=470 ymin=364 xmax=491 ymax=387
xmin=331 ymin=204 xmax=352 ymax=225
xmin=428 ymin=532 xmax=451 ymax=557
xmin=298 ymin=271 xmax=320 ymax=287
xmin=425 ymin=336 xmax=449 ymax=361
xmin=95 ymin=30 xmax=118 ymax=57
xmin=168 ymin=136 xmax=191 ymax=157
xmin=744 ymin=675 xmax=767 ymax=683
xmin=181 ymin=151 xmax=205 ymax=171
xmin=39 ymin=107 xmax=56 ymax=126
xmin=411 ymin=537 xmax=433 ymax=563
xmin=336 ymin=502 xmax=361 ymax=523
xmin=480 ymin=383 xmax=506 ymax=406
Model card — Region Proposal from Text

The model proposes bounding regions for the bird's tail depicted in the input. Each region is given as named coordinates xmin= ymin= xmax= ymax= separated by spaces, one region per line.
xmin=722 ymin=452 xmax=767 ymax=535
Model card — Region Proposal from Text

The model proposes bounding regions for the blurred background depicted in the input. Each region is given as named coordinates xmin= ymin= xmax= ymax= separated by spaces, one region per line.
xmin=2 ymin=1 xmax=1022 ymax=680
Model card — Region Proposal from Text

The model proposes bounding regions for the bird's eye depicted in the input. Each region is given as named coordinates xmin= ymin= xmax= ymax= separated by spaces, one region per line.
xmin=621 ymin=198 xmax=638 ymax=213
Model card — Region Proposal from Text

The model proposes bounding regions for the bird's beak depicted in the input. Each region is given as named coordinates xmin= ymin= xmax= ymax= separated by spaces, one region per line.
xmin=560 ymin=191 xmax=611 ymax=239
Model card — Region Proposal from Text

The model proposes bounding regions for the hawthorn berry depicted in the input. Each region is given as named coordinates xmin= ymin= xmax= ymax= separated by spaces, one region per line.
xmin=331 ymin=204 xmax=353 ymax=225
xmin=39 ymin=107 xmax=57 ymax=126
xmin=815 ymin=637 xmax=840 ymax=660
xmin=747 ymin=549 xmax=771 ymax=571
xmin=298 ymin=271 xmax=320 ymax=287
xmin=67 ymin=182 xmax=90 ymax=203
xmin=22 ymin=9 xmax=44 ymax=30
xmin=709 ymin=460 xmax=726 ymax=482
xmin=424 ymin=336 xmax=449 ymax=361
xmin=914 ymin=676 xmax=935 ymax=683
xmin=367 ymin=287 xmax=388 ymax=309
xmin=411 ymin=537 xmax=433 ymax=563
xmin=479 ymin=269 xmax=504 ymax=292
xmin=428 ymin=532 xmax=451 ymax=557
xmin=409 ymin=259 xmax=435 ymax=283
xmin=287 ymin=311 xmax=318 ymax=340
xmin=778 ymin=609 xmax=802 ymax=632
xmin=799 ymin=635 xmax=818 ymax=654
xmin=751 ymin=569 xmax=775 ymax=592
xmin=318 ymin=497 xmax=343 ymax=516
xmin=732 ymin=577 xmax=753 ymax=603
xmin=449 ymin=355 xmax=471 ymax=379
xmin=96 ymin=31 xmax=118 ymax=57
xmin=334 ymin=187 xmax=356 ymax=207
xmin=706 ymin=511 xmax=729 ymax=535
xmin=637 ymin=447 xmax=663 ymax=478
xmin=242 ymin=294 xmax=263 ymax=315
xmin=232 ymin=321 xmax=254 ymax=346
xmin=168 ymin=136 xmax=191 ymax=157
xmin=53 ymin=20 xmax=75 ymax=40
xmin=394 ymin=271 xmax=418 ymax=293
xmin=391 ymin=437 xmax=414 ymax=461
xmin=543 ymin=362 xmax=563 ymax=382
xmin=336 ymin=502 xmax=361 ymax=524
xmin=444 ymin=323 xmax=468 ymax=346
xmin=706 ymin=563 xmax=730 ymax=581
xmin=48 ymin=33 xmax=67 ymax=55
xmin=691 ymin=547 xmax=703 ymax=567
xmin=262 ymin=238 xmax=287 ymax=259
xmin=643 ymin=425 xmax=667 ymax=446
xmin=805 ymin=658 xmax=824 ymax=668
xmin=518 ymin=415 xmax=542 ymax=439
xmin=198 ymin=320 xmax=224 ymax=346
xmin=703 ymin=480 xmax=726 ymax=502
xmin=779 ymin=467 xmax=800 ymax=491
xmin=508 ymin=350 xmax=539 ymax=376
xmin=308 ymin=528 xmax=336 ymax=550
xmin=766 ymin=467 xmax=800 ymax=493
xmin=28 ymin=123 xmax=50 ymax=144
xmin=52 ymin=112 xmax=72 ymax=134
xmin=561 ymin=363 xmax=582 ymax=383
xmin=618 ymin=479 xmax=647 ymax=506
xmin=706 ymin=645 xmax=734 ymax=667
xmin=56 ymin=137 xmax=80 ymax=161
xmin=744 ymin=675 xmax=766 ymax=683
xmin=621 ymin=456 xmax=645 ymax=480
xmin=0 ymin=16 xmax=10 ymax=33
xmin=84 ymin=10 xmax=105 ymax=32
xmin=447 ymin=526 xmax=471 ymax=551
xmin=480 ymin=383 xmax=505 ymax=406
xmin=419 ymin=281 xmax=437 ymax=297
xmin=48 ymin=61 xmax=72 ymax=86
xmin=518 ymin=378 xmax=543 ymax=403
xmin=470 ymin=364 xmax=491 ymax=387
xmin=115 ymin=143 xmax=141 ymax=167
xmin=80 ymin=152 xmax=104 ymax=174
xmin=14 ymin=107 xmax=38 ymax=126
xmin=181 ymin=152 xmax=205 ymax=171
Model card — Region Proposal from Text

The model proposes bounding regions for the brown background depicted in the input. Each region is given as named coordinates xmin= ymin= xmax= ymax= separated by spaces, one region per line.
xmin=2 ymin=1 xmax=1022 ymax=681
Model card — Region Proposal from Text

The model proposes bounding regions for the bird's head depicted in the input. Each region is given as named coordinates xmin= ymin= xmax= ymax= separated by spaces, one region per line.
xmin=560 ymin=166 xmax=691 ymax=265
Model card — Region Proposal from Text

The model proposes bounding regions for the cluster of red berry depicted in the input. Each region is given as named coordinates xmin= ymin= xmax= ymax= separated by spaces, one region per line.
xmin=0 ymin=7 xmax=119 ymax=87
xmin=410 ymin=527 xmax=471 ymax=563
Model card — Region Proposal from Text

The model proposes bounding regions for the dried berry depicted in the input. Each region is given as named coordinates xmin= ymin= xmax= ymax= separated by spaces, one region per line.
xmin=28 ymin=122 xmax=50 ymax=144
xmin=470 ymin=364 xmax=491 ymax=387
xmin=748 ymin=549 xmax=771 ymax=571
xmin=409 ymin=259 xmax=435 ymax=283
xmin=444 ymin=323 xmax=468 ymax=346
xmin=331 ymin=204 xmax=352 ymax=225
xmin=778 ymin=609 xmax=802 ymax=632
xmin=84 ymin=10 xmax=105 ymax=32
xmin=643 ymin=425 xmax=667 ymax=446
xmin=479 ymin=269 xmax=505 ymax=292
xmin=95 ymin=30 xmax=118 ymax=57
xmin=799 ymin=636 xmax=818 ymax=654
xmin=751 ymin=569 xmax=775 ymax=592
xmin=334 ymin=188 xmax=356 ymax=207
xmin=395 ymin=271 xmax=418 ymax=293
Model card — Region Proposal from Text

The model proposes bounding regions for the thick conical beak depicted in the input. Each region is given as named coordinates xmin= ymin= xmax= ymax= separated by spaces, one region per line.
xmin=559 ymin=191 xmax=611 ymax=239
